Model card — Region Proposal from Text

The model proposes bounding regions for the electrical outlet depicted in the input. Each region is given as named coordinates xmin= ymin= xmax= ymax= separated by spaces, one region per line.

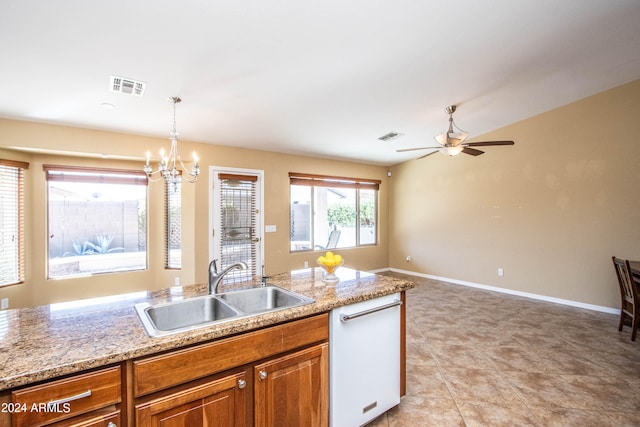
xmin=304 ymin=261 xmax=309 ymax=268
xmin=498 ymin=268 xmax=504 ymax=276
xmin=174 ymin=277 xmax=180 ymax=286
xmin=1 ymin=298 xmax=8 ymax=310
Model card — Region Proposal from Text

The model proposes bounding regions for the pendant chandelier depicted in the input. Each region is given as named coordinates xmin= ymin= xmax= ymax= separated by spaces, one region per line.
xmin=144 ymin=96 xmax=199 ymax=191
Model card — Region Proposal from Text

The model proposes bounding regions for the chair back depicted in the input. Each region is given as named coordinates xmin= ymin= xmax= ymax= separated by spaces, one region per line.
xmin=612 ymin=257 xmax=637 ymax=307
xmin=326 ymin=230 xmax=341 ymax=249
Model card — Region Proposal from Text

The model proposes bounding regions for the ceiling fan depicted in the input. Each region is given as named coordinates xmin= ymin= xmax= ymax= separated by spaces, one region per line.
xmin=397 ymin=105 xmax=514 ymax=159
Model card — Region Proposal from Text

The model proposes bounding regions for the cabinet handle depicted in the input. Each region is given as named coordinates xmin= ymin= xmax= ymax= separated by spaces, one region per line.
xmin=48 ymin=390 xmax=92 ymax=406
xmin=107 ymin=422 xmax=117 ymax=427
xmin=259 ymin=370 xmax=268 ymax=380
xmin=339 ymin=300 xmax=402 ymax=322
xmin=238 ymin=379 xmax=246 ymax=389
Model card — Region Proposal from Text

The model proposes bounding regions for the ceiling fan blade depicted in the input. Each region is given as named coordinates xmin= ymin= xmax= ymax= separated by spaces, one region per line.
xmin=462 ymin=147 xmax=484 ymax=156
xmin=396 ymin=146 xmax=441 ymax=153
xmin=417 ymin=150 xmax=439 ymax=159
xmin=464 ymin=140 xmax=515 ymax=147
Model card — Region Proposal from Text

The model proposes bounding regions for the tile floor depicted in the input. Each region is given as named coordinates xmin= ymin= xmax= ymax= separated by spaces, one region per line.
xmin=368 ymin=272 xmax=640 ymax=426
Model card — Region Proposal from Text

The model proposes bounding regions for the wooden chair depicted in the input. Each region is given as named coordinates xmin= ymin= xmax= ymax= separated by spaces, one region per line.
xmin=612 ymin=257 xmax=639 ymax=341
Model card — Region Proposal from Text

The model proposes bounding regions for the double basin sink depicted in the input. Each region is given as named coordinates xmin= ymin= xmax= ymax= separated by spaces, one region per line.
xmin=135 ymin=285 xmax=314 ymax=337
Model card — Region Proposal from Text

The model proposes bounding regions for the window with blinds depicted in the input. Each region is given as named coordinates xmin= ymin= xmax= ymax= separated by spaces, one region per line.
xmin=218 ymin=173 xmax=258 ymax=283
xmin=44 ymin=165 xmax=148 ymax=278
xmin=289 ymin=172 xmax=380 ymax=252
xmin=0 ymin=159 xmax=29 ymax=286
xmin=165 ymin=179 xmax=181 ymax=269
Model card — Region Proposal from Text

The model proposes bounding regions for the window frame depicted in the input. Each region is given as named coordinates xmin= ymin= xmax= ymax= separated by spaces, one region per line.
xmin=0 ymin=159 xmax=29 ymax=287
xmin=289 ymin=172 xmax=380 ymax=252
xmin=44 ymin=164 xmax=149 ymax=279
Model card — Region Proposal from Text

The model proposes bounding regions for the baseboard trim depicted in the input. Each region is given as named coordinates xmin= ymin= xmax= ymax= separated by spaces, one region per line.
xmin=385 ymin=267 xmax=619 ymax=315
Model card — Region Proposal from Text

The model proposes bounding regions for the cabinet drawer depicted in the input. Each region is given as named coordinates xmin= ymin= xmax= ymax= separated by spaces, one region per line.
xmin=49 ymin=409 xmax=120 ymax=427
xmin=11 ymin=366 xmax=121 ymax=427
xmin=134 ymin=313 xmax=329 ymax=397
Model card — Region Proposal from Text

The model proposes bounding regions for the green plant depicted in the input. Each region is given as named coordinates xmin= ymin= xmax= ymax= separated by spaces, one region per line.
xmin=64 ymin=240 xmax=97 ymax=256
xmin=92 ymin=233 xmax=124 ymax=254
xmin=328 ymin=204 xmax=356 ymax=227
xmin=63 ymin=233 xmax=124 ymax=256
xmin=360 ymin=200 xmax=375 ymax=226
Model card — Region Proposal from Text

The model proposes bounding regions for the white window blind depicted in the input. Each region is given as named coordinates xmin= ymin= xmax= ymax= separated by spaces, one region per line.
xmin=165 ymin=179 xmax=181 ymax=269
xmin=0 ymin=159 xmax=29 ymax=286
xmin=218 ymin=173 xmax=257 ymax=283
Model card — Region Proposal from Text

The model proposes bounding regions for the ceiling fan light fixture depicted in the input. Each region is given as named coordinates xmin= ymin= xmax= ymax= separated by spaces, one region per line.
xmin=434 ymin=105 xmax=469 ymax=147
xmin=395 ymin=105 xmax=514 ymax=160
xmin=434 ymin=130 xmax=468 ymax=146
xmin=440 ymin=145 xmax=465 ymax=156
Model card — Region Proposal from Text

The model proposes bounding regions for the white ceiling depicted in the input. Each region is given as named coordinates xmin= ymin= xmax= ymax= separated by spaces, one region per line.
xmin=1 ymin=0 xmax=639 ymax=166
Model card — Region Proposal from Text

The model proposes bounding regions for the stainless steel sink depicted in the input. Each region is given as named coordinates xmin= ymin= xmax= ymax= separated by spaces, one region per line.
xmin=217 ymin=286 xmax=314 ymax=315
xmin=135 ymin=286 xmax=314 ymax=337
xmin=135 ymin=295 xmax=240 ymax=337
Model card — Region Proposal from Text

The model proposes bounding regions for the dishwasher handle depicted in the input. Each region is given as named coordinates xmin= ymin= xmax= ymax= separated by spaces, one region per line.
xmin=339 ymin=299 xmax=402 ymax=322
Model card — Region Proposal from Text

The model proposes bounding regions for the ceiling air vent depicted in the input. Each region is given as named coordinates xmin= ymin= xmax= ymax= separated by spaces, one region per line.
xmin=110 ymin=75 xmax=146 ymax=96
xmin=378 ymin=132 xmax=404 ymax=142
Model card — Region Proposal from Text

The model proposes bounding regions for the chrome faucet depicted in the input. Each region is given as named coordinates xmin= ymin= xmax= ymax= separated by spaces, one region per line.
xmin=208 ymin=259 xmax=248 ymax=294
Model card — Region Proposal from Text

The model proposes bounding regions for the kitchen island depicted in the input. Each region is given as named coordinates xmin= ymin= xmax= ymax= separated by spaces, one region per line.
xmin=0 ymin=267 xmax=414 ymax=426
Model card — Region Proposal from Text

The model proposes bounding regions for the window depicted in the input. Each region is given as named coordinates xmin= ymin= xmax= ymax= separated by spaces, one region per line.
xmin=289 ymin=173 xmax=380 ymax=252
xmin=165 ymin=179 xmax=181 ymax=269
xmin=45 ymin=165 xmax=148 ymax=278
xmin=0 ymin=159 xmax=29 ymax=286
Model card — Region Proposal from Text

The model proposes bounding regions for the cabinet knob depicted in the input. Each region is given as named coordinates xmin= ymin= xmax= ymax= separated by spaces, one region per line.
xmin=238 ymin=379 xmax=246 ymax=389
xmin=259 ymin=370 xmax=268 ymax=380
xmin=107 ymin=422 xmax=117 ymax=427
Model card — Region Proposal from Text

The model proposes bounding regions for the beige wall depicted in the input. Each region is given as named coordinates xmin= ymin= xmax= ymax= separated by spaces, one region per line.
xmin=2 ymin=78 xmax=638 ymax=310
xmin=389 ymin=79 xmax=640 ymax=309
xmin=0 ymin=120 xmax=389 ymax=308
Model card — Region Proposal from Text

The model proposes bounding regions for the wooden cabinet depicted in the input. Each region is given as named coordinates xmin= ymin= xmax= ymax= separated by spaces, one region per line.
xmin=6 ymin=313 xmax=336 ymax=427
xmin=133 ymin=314 xmax=329 ymax=427
xmin=134 ymin=342 xmax=329 ymax=427
xmin=10 ymin=366 xmax=121 ymax=427
xmin=134 ymin=371 xmax=247 ymax=427
xmin=254 ymin=344 xmax=328 ymax=427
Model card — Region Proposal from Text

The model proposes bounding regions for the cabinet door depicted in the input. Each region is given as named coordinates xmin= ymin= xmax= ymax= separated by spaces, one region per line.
xmin=254 ymin=344 xmax=328 ymax=427
xmin=135 ymin=371 xmax=247 ymax=427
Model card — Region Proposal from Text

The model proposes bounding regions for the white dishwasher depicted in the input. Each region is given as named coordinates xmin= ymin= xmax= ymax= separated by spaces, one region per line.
xmin=330 ymin=293 xmax=402 ymax=427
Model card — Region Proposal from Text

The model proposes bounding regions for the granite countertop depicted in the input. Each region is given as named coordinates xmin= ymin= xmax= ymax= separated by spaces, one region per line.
xmin=0 ymin=268 xmax=414 ymax=391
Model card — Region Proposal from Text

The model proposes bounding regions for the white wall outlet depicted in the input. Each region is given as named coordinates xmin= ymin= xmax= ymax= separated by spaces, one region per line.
xmin=304 ymin=261 xmax=309 ymax=268
xmin=406 ymin=255 xmax=412 ymax=262
xmin=498 ymin=268 xmax=504 ymax=276
xmin=1 ymin=298 xmax=8 ymax=309
xmin=175 ymin=277 xmax=180 ymax=286
xmin=265 ymin=225 xmax=277 ymax=232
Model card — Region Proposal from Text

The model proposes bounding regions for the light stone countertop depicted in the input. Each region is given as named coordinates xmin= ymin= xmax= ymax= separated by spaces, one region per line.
xmin=0 ymin=268 xmax=414 ymax=391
